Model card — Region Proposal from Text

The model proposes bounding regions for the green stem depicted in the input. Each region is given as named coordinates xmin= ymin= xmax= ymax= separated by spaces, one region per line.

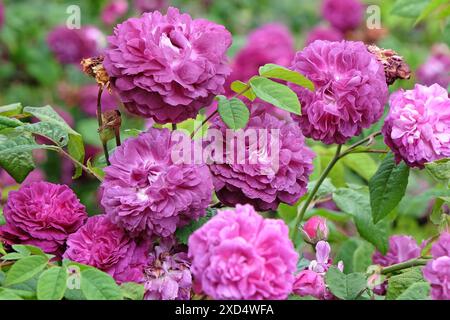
xmin=96 ymin=87 xmax=110 ymax=166
xmin=292 ymin=145 xmax=343 ymax=241
xmin=381 ymin=258 xmax=430 ymax=275
xmin=291 ymin=131 xmax=383 ymax=242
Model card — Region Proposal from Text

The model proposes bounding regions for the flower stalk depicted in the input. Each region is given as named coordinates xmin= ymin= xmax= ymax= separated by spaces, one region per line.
xmin=292 ymin=131 xmax=382 ymax=241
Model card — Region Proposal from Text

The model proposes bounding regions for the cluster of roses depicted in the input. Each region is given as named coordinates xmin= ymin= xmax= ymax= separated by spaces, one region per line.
xmin=1 ymin=1 xmax=449 ymax=300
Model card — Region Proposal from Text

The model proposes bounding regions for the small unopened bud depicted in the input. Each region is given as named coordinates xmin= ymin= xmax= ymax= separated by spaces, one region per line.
xmin=81 ymin=56 xmax=111 ymax=91
xmin=367 ymin=45 xmax=411 ymax=85
xmin=301 ymin=216 xmax=329 ymax=244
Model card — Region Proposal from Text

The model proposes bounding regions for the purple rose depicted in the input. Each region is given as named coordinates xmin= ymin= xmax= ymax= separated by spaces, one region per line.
xmin=293 ymin=270 xmax=326 ymax=299
xmin=134 ymin=0 xmax=168 ymax=13
xmin=423 ymin=256 xmax=450 ymax=300
xmin=0 ymin=182 xmax=87 ymax=256
xmin=64 ymin=215 xmax=150 ymax=284
xmin=47 ymin=26 xmax=105 ymax=65
xmin=423 ymin=232 xmax=450 ymax=300
xmin=372 ymin=235 xmax=421 ymax=267
xmin=321 ymin=0 xmax=364 ymax=32
xmin=305 ymin=26 xmax=343 ymax=46
xmin=104 ymin=7 xmax=232 ymax=124
xmin=102 ymin=0 xmax=129 ymax=25
xmin=382 ymin=84 xmax=450 ymax=168
xmin=289 ymin=40 xmax=388 ymax=144
xmin=416 ymin=44 xmax=450 ymax=88
xmin=431 ymin=232 xmax=450 ymax=258
xmin=208 ymin=102 xmax=315 ymax=211
xmin=188 ymin=204 xmax=298 ymax=300
xmin=101 ymin=128 xmax=213 ymax=238
xmin=144 ymin=238 xmax=192 ymax=300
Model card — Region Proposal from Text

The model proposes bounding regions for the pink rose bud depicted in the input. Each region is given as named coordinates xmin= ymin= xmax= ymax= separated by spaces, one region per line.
xmin=302 ymin=216 xmax=329 ymax=243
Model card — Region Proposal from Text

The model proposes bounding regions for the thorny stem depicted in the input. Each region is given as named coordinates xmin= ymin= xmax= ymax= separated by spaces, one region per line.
xmin=97 ymin=87 xmax=111 ymax=166
xmin=292 ymin=131 xmax=383 ymax=242
xmin=190 ymin=85 xmax=252 ymax=139
xmin=381 ymin=258 xmax=430 ymax=275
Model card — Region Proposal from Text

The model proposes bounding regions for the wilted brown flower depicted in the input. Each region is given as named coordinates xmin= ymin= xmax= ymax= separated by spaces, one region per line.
xmin=81 ymin=56 xmax=111 ymax=91
xmin=367 ymin=45 xmax=411 ymax=85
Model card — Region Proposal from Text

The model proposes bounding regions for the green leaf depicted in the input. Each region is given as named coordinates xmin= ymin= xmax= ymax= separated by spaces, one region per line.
xmin=0 ymin=288 xmax=24 ymax=300
xmin=68 ymin=134 xmax=85 ymax=179
xmin=16 ymin=122 xmax=69 ymax=147
xmin=430 ymin=196 xmax=450 ymax=225
xmin=12 ymin=244 xmax=47 ymax=257
xmin=37 ymin=267 xmax=68 ymax=300
xmin=336 ymin=238 xmax=361 ymax=274
xmin=80 ymin=268 xmax=123 ymax=300
xmin=396 ymin=282 xmax=430 ymax=300
xmin=0 ymin=115 xmax=23 ymax=130
xmin=249 ymin=76 xmax=301 ymax=115
xmin=4 ymin=255 xmax=48 ymax=286
xmin=386 ymin=267 xmax=425 ymax=300
xmin=121 ymin=282 xmax=145 ymax=300
xmin=230 ymin=81 xmax=256 ymax=101
xmin=217 ymin=96 xmax=250 ymax=130
xmin=333 ymin=188 xmax=389 ymax=254
xmin=176 ymin=208 xmax=217 ymax=245
xmin=259 ymin=64 xmax=314 ymax=91
xmin=0 ymin=103 xmax=23 ymax=117
xmin=369 ymin=153 xmax=410 ymax=223
xmin=1 ymin=253 xmax=25 ymax=261
xmin=425 ymin=158 xmax=450 ymax=182
xmin=23 ymin=105 xmax=85 ymax=179
xmin=0 ymin=132 xmax=38 ymax=183
xmin=352 ymin=241 xmax=375 ymax=273
xmin=415 ymin=0 xmax=448 ymax=24
xmin=308 ymin=178 xmax=336 ymax=199
xmin=325 ymin=266 xmax=367 ymax=300
xmin=342 ymin=152 xmax=378 ymax=181
xmin=391 ymin=0 xmax=430 ymax=18
xmin=23 ymin=106 xmax=77 ymax=135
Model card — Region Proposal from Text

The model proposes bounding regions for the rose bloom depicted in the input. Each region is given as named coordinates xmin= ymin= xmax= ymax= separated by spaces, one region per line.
xmin=382 ymin=84 xmax=450 ymax=168
xmin=372 ymin=235 xmax=421 ymax=267
xmin=423 ymin=233 xmax=450 ymax=300
xmin=104 ymin=7 xmax=232 ymax=124
xmin=208 ymin=103 xmax=315 ymax=211
xmin=144 ymin=238 xmax=192 ymax=300
xmin=321 ymin=0 xmax=364 ymax=32
xmin=78 ymin=84 xmax=119 ymax=117
xmin=188 ymin=204 xmax=298 ymax=300
xmin=0 ymin=169 xmax=45 ymax=197
xmin=102 ymin=0 xmax=129 ymax=25
xmin=0 ymin=182 xmax=87 ymax=256
xmin=416 ymin=44 xmax=450 ymax=88
xmin=289 ymin=40 xmax=388 ymax=144
xmin=101 ymin=128 xmax=213 ymax=238
xmin=47 ymin=26 xmax=105 ymax=65
xmin=293 ymin=270 xmax=326 ymax=299
xmin=305 ymin=26 xmax=343 ymax=46
xmin=226 ymin=23 xmax=295 ymax=89
xmin=134 ymin=0 xmax=168 ymax=13
xmin=64 ymin=215 xmax=150 ymax=284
